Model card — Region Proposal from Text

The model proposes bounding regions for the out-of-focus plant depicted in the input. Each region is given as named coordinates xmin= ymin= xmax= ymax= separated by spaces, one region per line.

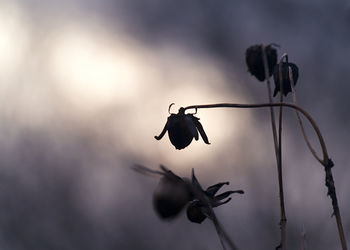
xmin=132 ymin=164 xmax=243 ymax=250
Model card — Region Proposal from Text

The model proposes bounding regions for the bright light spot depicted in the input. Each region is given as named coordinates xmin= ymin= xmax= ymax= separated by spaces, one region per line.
xmin=50 ymin=29 xmax=141 ymax=110
xmin=109 ymin=47 xmax=252 ymax=170
xmin=0 ymin=2 xmax=29 ymax=78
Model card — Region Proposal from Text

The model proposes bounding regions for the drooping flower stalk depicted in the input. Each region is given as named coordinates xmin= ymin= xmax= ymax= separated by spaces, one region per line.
xmin=182 ymin=101 xmax=346 ymax=249
xmin=183 ymin=103 xmax=328 ymax=161
xmin=288 ymin=69 xmax=348 ymax=250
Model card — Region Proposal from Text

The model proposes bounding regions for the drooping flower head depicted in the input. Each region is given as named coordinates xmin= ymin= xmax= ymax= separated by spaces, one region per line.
xmin=132 ymin=165 xmax=244 ymax=223
xmin=246 ymin=44 xmax=278 ymax=82
xmin=155 ymin=104 xmax=210 ymax=150
xmin=186 ymin=169 xmax=244 ymax=224
xmin=152 ymin=165 xmax=192 ymax=219
xmin=273 ymin=62 xmax=299 ymax=97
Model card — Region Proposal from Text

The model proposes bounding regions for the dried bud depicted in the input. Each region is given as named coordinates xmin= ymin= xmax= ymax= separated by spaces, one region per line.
xmin=186 ymin=169 xmax=244 ymax=224
xmin=246 ymin=44 xmax=277 ymax=81
xmin=186 ymin=200 xmax=207 ymax=224
xmin=155 ymin=107 xmax=210 ymax=150
xmin=153 ymin=167 xmax=191 ymax=219
xmin=273 ymin=62 xmax=299 ymax=97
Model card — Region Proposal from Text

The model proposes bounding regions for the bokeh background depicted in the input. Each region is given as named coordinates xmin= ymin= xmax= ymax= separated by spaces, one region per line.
xmin=0 ymin=0 xmax=349 ymax=249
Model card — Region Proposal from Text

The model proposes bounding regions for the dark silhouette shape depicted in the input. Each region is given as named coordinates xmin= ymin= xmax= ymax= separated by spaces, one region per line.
xmin=246 ymin=44 xmax=278 ymax=81
xmin=273 ymin=62 xmax=299 ymax=97
xmin=155 ymin=107 xmax=210 ymax=149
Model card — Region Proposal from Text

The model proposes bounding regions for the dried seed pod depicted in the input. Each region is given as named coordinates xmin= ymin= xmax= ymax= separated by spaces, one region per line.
xmin=155 ymin=107 xmax=210 ymax=150
xmin=273 ymin=62 xmax=299 ymax=97
xmin=246 ymin=44 xmax=277 ymax=81
xmin=186 ymin=169 xmax=244 ymax=224
xmin=153 ymin=169 xmax=191 ymax=219
xmin=186 ymin=201 xmax=207 ymax=224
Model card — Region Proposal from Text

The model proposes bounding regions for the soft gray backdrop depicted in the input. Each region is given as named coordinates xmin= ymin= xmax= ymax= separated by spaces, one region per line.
xmin=0 ymin=0 xmax=349 ymax=249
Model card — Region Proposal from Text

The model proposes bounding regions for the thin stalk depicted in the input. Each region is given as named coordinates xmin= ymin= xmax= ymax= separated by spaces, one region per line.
xmin=325 ymin=166 xmax=348 ymax=250
xmin=211 ymin=209 xmax=238 ymax=250
xmin=288 ymin=68 xmax=348 ymax=250
xmin=261 ymin=45 xmax=279 ymax=164
xmin=192 ymin=175 xmax=239 ymax=250
xmin=262 ymin=46 xmax=287 ymax=249
xmin=277 ymin=54 xmax=288 ymax=250
xmin=183 ymin=102 xmax=329 ymax=163
xmin=289 ymin=68 xmax=323 ymax=164
xmin=183 ymin=102 xmax=346 ymax=248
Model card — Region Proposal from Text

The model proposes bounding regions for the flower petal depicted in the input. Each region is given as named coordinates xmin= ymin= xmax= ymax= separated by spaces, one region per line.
xmin=193 ymin=117 xmax=210 ymax=144
xmin=212 ymin=197 xmax=232 ymax=207
xmin=185 ymin=115 xmax=199 ymax=140
xmin=191 ymin=168 xmax=204 ymax=192
xmin=154 ymin=120 xmax=168 ymax=140
xmin=205 ymin=182 xmax=229 ymax=197
xmin=215 ymin=190 xmax=244 ymax=201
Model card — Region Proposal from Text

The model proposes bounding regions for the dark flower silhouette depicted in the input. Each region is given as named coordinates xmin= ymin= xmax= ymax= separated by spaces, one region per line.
xmin=155 ymin=105 xmax=210 ymax=149
xmin=186 ymin=169 xmax=244 ymax=224
xmin=273 ymin=62 xmax=299 ymax=97
xmin=132 ymin=165 xmax=243 ymax=223
xmin=246 ymin=44 xmax=277 ymax=81
xmin=152 ymin=165 xmax=192 ymax=219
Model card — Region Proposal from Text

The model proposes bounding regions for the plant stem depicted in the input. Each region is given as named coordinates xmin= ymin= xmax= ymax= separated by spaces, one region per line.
xmin=183 ymin=102 xmax=347 ymax=249
xmin=262 ymin=46 xmax=287 ymax=249
xmin=209 ymin=205 xmax=238 ymax=250
xmin=325 ymin=166 xmax=348 ymax=250
xmin=277 ymin=54 xmax=288 ymax=250
xmin=288 ymin=68 xmax=348 ymax=250
xmin=261 ymin=46 xmax=279 ymax=169
xmin=183 ymin=102 xmax=329 ymax=163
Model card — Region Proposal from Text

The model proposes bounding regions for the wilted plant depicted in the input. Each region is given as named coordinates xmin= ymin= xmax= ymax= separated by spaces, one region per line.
xmin=152 ymin=165 xmax=192 ymax=219
xmin=135 ymin=44 xmax=347 ymax=250
xmin=246 ymin=44 xmax=277 ymax=81
xmin=273 ymin=62 xmax=299 ymax=97
xmin=133 ymin=164 xmax=244 ymax=250
xmin=154 ymin=104 xmax=210 ymax=149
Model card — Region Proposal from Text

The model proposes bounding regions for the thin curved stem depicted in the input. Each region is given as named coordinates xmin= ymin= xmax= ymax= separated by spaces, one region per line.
xmin=289 ymin=67 xmax=323 ymax=164
xmin=288 ymin=68 xmax=347 ymax=250
xmin=183 ymin=102 xmax=329 ymax=164
xmin=183 ymin=102 xmax=347 ymax=249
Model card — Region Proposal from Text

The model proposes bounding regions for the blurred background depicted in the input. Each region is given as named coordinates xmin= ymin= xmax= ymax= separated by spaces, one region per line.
xmin=0 ymin=0 xmax=349 ymax=249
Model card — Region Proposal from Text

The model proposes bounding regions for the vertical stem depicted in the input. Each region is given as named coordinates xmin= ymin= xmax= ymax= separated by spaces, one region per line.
xmin=211 ymin=209 xmax=239 ymax=250
xmin=325 ymin=165 xmax=348 ymax=250
xmin=261 ymin=45 xmax=287 ymax=249
xmin=288 ymin=66 xmax=347 ymax=250
xmin=261 ymin=46 xmax=279 ymax=158
xmin=278 ymin=54 xmax=288 ymax=250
